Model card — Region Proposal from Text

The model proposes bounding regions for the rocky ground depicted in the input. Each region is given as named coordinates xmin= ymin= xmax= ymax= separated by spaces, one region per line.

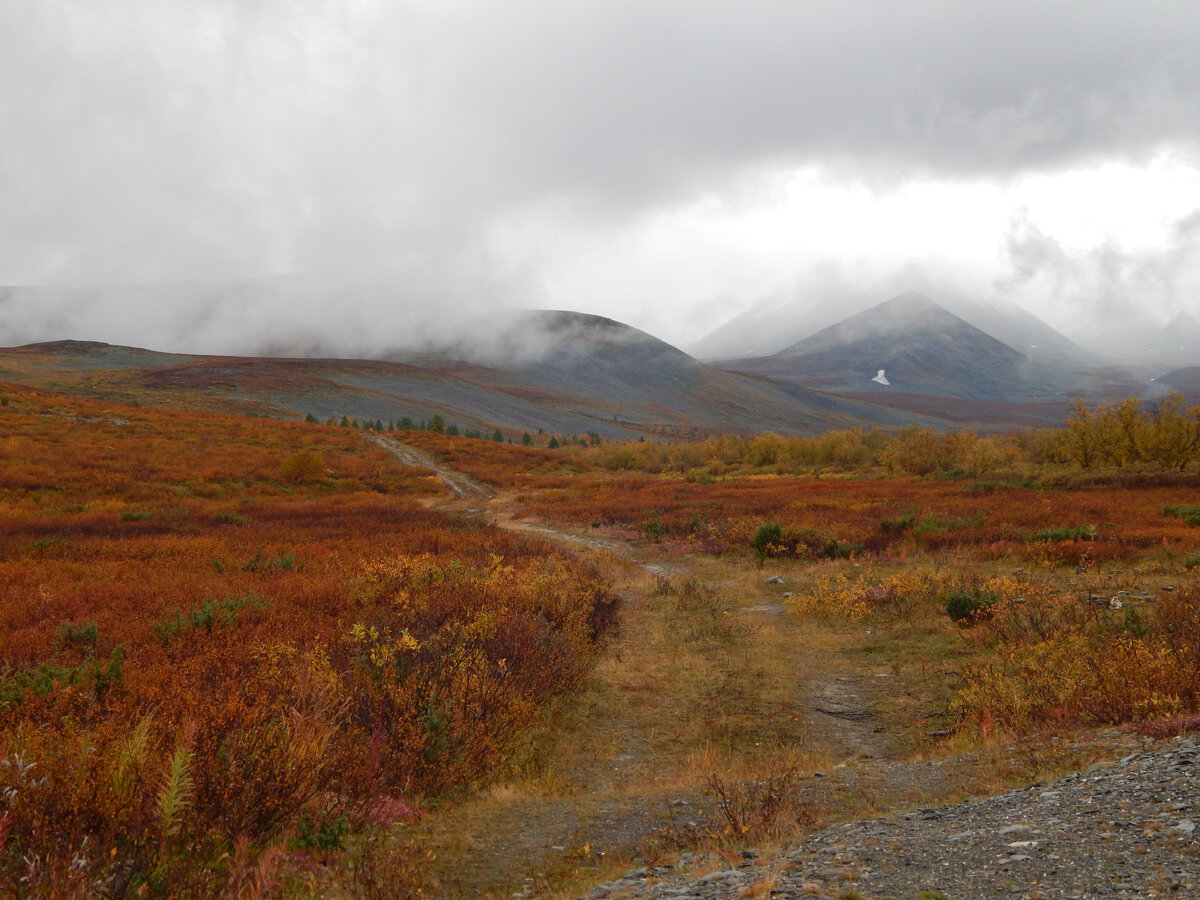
xmin=581 ymin=736 xmax=1200 ymax=900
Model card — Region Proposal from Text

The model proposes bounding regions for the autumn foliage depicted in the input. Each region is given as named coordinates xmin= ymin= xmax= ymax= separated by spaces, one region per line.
xmin=470 ymin=402 xmax=1200 ymax=741
xmin=0 ymin=386 xmax=616 ymax=897
xmin=955 ymin=583 xmax=1200 ymax=730
xmin=4 ymin=378 xmax=1200 ymax=894
xmin=401 ymin=404 xmax=1200 ymax=745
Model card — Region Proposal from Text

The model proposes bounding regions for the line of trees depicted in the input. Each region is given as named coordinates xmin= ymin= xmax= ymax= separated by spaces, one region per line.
xmin=306 ymin=411 xmax=507 ymax=442
xmin=304 ymin=410 xmax=607 ymax=451
xmin=565 ymin=393 xmax=1200 ymax=478
xmin=305 ymin=392 xmax=1200 ymax=477
xmin=1054 ymin=394 xmax=1200 ymax=471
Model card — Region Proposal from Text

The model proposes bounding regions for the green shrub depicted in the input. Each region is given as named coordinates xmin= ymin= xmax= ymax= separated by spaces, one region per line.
xmin=752 ymin=521 xmax=783 ymax=558
xmin=879 ymin=513 xmax=916 ymax=533
xmin=153 ymin=593 xmax=270 ymax=645
xmin=241 ymin=548 xmax=300 ymax=573
xmin=1165 ymin=505 xmax=1200 ymax=526
xmin=1025 ymin=524 xmax=1097 ymax=542
xmin=294 ymin=812 xmax=349 ymax=851
xmin=965 ymin=476 xmax=1038 ymax=493
xmin=754 ymin=522 xmax=859 ymax=560
xmin=0 ymin=647 xmax=125 ymax=705
xmin=642 ymin=514 xmax=665 ymax=541
xmin=913 ymin=512 xmax=986 ymax=544
xmin=57 ymin=620 xmax=99 ymax=649
xmin=945 ymin=588 xmax=998 ymax=624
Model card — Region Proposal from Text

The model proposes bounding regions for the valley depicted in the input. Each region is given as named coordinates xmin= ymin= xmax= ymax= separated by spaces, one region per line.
xmin=3 ymin=376 xmax=1200 ymax=897
xmin=1 ymin=290 xmax=1199 ymax=897
xmin=6 ymin=4 xmax=1200 ymax=895
xmin=2 ymin=293 xmax=1191 ymax=440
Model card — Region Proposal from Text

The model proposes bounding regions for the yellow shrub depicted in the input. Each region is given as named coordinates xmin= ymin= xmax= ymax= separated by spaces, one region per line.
xmin=787 ymin=565 xmax=958 ymax=622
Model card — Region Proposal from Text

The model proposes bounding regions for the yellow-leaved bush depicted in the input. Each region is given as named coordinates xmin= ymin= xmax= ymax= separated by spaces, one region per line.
xmin=955 ymin=586 xmax=1200 ymax=731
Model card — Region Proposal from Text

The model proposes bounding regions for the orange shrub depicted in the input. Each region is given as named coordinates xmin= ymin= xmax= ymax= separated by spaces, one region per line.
xmin=955 ymin=585 xmax=1200 ymax=731
xmin=0 ymin=384 xmax=617 ymax=896
xmin=509 ymin=466 xmax=1200 ymax=567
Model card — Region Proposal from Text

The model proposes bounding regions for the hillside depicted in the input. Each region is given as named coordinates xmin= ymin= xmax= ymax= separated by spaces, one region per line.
xmin=0 ymin=311 xmax=931 ymax=437
xmin=689 ymin=289 xmax=1099 ymax=367
xmin=4 ymin=381 xmax=1200 ymax=897
xmin=1159 ymin=365 xmax=1200 ymax=399
xmin=719 ymin=292 xmax=1065 ymax=402
xmin=6 ymin=304 xmax=1187 ymax=435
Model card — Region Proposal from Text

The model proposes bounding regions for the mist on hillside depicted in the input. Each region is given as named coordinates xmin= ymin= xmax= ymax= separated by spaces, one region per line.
xmin=1 ymin=272 xmax=1193 ymax=382
xmin=688 ymin=285 xmax=1195 ymax=370
xmin=0 ymin=277 xmax=510 ymax=360
xmin=0 ymin=278 xmax=698 ymax=383
xmin=415 ymin=309 xmax=692 ymax=370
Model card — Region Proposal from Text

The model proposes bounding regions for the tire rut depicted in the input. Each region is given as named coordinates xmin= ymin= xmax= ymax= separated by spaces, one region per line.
xmin=367 ymin=434 xmax=496 ymax=504
xmin=366 ymin=437 xmax=920 ymax=897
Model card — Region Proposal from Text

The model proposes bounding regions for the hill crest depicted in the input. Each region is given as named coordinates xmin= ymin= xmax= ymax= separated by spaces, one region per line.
xmin=720 ymin=292 xmax=1060 ymax=402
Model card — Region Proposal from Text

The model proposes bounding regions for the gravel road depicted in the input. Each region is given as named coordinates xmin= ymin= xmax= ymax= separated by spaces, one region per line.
xmin=583 ymin=736 xmax=1199 ymax=900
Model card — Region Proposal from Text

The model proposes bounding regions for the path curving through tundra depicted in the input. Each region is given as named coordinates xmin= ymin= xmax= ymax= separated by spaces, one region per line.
xmin=367 ymin=433 xmax=496 ymax=505
xmin=363 ymin=436 xmax=1091 ymax=899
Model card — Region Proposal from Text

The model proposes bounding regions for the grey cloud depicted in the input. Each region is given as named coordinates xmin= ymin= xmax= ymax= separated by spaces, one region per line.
xmin=0 ymin=275 xmax=497 ymax=357
xmin=437 ymin=0 xmax=1200 ymax=203
xmin=997 ymin=217 xmax=1078 ymax=295
xmin=997 ymin=208 xmax=1200 ymax=360
xmin=3 ymin=1 xmax=1200 ymax=353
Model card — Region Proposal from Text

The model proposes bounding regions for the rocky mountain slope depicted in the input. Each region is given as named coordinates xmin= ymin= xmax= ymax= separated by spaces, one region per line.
xmin=4 ymin=301 xmax=1192 ymax=436
xmin=0 ymin=312 xmax=927 ymax=438
xmin=717 ymin=292 xmax=1070 ymax=401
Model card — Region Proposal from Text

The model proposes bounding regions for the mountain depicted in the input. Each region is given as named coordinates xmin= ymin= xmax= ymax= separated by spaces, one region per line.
xmin=0 ymin=312 xmax=934 ymax=438
xmin=946 ymin=296 xmax=1099 ymax=366
xmin=687 ymin=294 xmax=854 ymax=360
xmin=1079 ymin=310 xmax=1200 ymax=370
xmin=689 ymin=290 xmax=1099 ymax=375
xmin=1158 ymin=366 xmax=1200 ymax=401
xmin=718 ymin=292 xmax=1067 ymax=402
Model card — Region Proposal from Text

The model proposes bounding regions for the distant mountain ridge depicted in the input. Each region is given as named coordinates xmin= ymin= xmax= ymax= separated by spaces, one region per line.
xmin=719 ymin=292 xmax=1066 ymax=401
xmin=689 ymin=290 xmax=1099 ymax=367
xmin=6 ymin=299 xmax=1189 ymax=435
xmin=0 ymin=312 xmax=932 ymax=438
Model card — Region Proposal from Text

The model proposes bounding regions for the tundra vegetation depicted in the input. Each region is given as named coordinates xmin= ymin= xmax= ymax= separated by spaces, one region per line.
xmin=0 ymin=388 xmax=616 ymax=897
xmin=2 ymin=386 xmax=1199 ymax=896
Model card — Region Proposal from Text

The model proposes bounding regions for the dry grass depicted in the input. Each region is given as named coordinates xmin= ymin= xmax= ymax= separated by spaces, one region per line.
xmin=415 ymin=548 xmax=852 ymax=895
xmin=12 ymin=390 xmax=1200 ymax=898
xmin=415 ymin=545 xmax=1005 ymax=896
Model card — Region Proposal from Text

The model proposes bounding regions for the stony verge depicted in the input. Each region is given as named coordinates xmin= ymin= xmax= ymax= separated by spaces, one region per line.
xmin=582 ymin=737 xmax=1199 ymax=900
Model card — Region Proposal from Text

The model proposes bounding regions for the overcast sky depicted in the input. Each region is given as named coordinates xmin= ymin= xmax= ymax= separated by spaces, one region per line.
xmin=3 ymin=0 xmax=1200 ymax=356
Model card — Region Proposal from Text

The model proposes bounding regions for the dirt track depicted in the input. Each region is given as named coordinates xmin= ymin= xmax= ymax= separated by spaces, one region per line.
xmin=368 ymin=434 xmax=496 ymax=506
xmin=363 ymin=437 xmax=1134 ymax=899
xmin=365 ymin=438 xmax=945 ymax=892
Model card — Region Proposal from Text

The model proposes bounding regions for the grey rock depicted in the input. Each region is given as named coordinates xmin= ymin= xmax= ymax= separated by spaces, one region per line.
xmin=998 ymin=824 xmax=1033 ymax=836
xmin=577 ymin=742 xmax=1200 ymax=900
xmin=695 ymin=870 xmax=746 ymax=885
